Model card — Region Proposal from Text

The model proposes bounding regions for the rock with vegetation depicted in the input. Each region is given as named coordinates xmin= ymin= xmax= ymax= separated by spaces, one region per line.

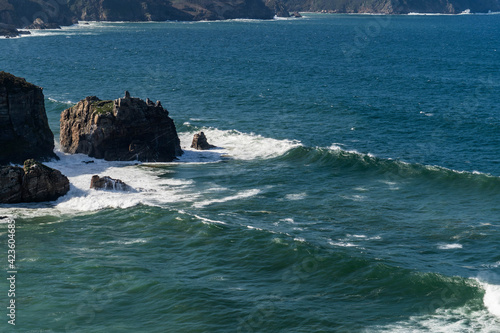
xmin=0 ymin=159 xmax=70 ymax=203
xmin=90 ymin=175 xmax=131 ymax=191
xmin=60 ymin=92 xmax=183 ymax=162
xmin=0 ymin=71 xmax=58 ymax=165
xmin=191 ymin=132 xmax=216 ymax=150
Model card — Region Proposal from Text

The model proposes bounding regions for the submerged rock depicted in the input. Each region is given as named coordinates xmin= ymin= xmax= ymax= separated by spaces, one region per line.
xmin=191 ymin=132 xmax=216 ymax=150
xmin=90 ymin=175 xmax=131 ymax=191
xmin=0 ymin=160 xmax=70 ymax=203
xmin=60 ymin=92 xmax=183 ymax=162
xmin=0 ymin=72 xmax=58 ymax=164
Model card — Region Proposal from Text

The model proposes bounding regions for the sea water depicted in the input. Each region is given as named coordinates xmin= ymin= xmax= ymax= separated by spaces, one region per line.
xmin=0 ymin=13 xmax=499 ymax=332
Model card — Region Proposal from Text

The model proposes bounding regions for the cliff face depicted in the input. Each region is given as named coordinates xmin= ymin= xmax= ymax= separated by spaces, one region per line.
xmin=60 ymin=93 xmax=183 ymax=162
xmin=68 ymin=0 xmax=193 ymax=21
xmin=0 ymin=0 xmax=273 ymax=29
xmin=281 ymin=0 xmax=500 ymax=13
xmin=69 ymin=0 xmax=273 ymax=21
xmin=0 ymin=72 xmax=57 ymax=165
xmin=2 ymin=0 xmax=499 ymax=30
xmin=0 ymin=0 xmax=75 ymax=28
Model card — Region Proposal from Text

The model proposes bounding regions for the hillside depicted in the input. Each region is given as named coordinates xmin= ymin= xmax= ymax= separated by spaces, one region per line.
xmin=2 ymin=0 xmax=500 ymax=36
xmin=281 ymin=0 xmax=500 ymax=14
xmin=0 ymin=0 xmax=273 ymax=31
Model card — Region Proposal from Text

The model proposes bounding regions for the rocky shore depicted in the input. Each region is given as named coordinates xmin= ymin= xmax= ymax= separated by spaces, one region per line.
xmin=0 ymin=0 xmax=275 ymax=37
xmin=1 ymin=0 xmax=499 ymax=37
xmin=0 ymin=72 xmax=209 ymax=204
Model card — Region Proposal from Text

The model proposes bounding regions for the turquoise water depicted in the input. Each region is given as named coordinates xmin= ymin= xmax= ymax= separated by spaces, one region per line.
xmin=1 ymin=13 xmax=500 ymax=332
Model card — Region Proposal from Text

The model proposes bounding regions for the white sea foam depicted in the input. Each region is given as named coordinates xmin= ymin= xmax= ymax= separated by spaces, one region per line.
xmin=285 ymin=193 xmax=307 ymax=201
xmin=329 ymin=143 xmax=376 ymax=158
xmin=192 ymin=214 xmax=227 ymax=225
xmin=367 ymin=278 xmax=500 ymax=333
xmin=101 ymin=238 xmax=148 ymax=245
xmin=193 ymin=189 xmax=261 ymax=208
xmin=47 ymin=97 xmax=76 ymax=105
xmin=0 ymin=151 xmax=200 ymax=217
xmin=328 ymin=240 xmax=357 ymax=247
xmin=366 ymin=307 xmax=499 ymax=332
xmin=178 ymin=128 xmax=301 ymax=161
xmin=482 ymin=281 xmax=500 ymax=318
xmin=2 ymin=126 xmax=294 ymax=215
xmin=437 ymin=243 xmax=463 ymax=250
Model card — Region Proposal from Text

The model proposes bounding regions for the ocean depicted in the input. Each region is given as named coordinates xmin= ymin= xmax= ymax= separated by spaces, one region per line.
xmin=1 ymin=13 xmax=500 ymax=332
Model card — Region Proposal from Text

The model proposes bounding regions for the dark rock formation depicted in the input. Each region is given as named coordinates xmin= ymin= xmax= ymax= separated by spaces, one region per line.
xmin=60 ymin=92 xmax=183 ymax=162
xmin=24 ymin=18 xmax=61 ymax=29
xmin=0 ymin=71 xmax=57 ymax=165
xmin=191 ymin=132 xmax=216 ymax=150
xmin=0 ymin=165 xmax=23 ymax=203
xmin=69 ymin=0 xmax=273 ymax=21
xmin=265 ymin=0 xmax=290 ymax=17
xmin=0 ymin=0 xmax=75 ymax=29
xmin=90 ymin=175 xmax=131 ymax=191
xmin=0 ymin=159 xmax=70 ymax=203
xmin=2 ymin=0 xmax=500 ymax=27
xmin=291 ymin=11 xmax=302 ymax=17
xmin=0 ymin=22 xmax=29 ymax=37
xmin=273 ymin=0 xmax=500 ymax=14
xmin=68 ymin=0 xmax=193 ymax=22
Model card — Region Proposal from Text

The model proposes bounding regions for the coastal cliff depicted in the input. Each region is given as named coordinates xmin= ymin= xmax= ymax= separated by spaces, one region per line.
xmin=70 ymin=0 xmax=273 ymax=21
xmin=280 ymin=0 xmax=500 ymax=14
xmin=0 ymin=72 xmax=57 ymax=164
xmin=2 ymin=0 xmax=500 ymax=36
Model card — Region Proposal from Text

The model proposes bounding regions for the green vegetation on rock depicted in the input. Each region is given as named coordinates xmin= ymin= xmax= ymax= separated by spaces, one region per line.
xmin=92 ymin=100 xmax=114 ymax=115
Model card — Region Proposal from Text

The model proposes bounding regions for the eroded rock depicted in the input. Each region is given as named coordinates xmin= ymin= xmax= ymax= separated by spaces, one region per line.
xmin=60 ymin=92 xmax=183 ymax=162
xmin=90 ymin=175 xmax=131 ymax=191
xmin=191 ymin=132 xmax=215 ymax=150
xmin=0 ymin=160 xmax=70 ymax=203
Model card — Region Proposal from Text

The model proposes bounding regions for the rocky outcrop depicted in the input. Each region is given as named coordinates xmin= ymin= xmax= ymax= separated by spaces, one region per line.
xmin=90 ymin=175 xmax=131 ymax=191
xmin=191 ymin=132 xmax=216 ymax=150
xmin=0 ymin=22 xmax=29 ymax=37
xmin=0 ymin=159 xmax=70 ymax=203
xmin=60 ymin=92 xmax=183 ymax=162
xmin=24 ymin=18 xmax=61 ymax=29
xmin=0 ymin=71 xmax=57 ymax=165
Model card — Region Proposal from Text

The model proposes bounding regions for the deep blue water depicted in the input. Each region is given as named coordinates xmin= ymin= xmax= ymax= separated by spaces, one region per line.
xmin=1 ymin=13 xmax=500 ymax=332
